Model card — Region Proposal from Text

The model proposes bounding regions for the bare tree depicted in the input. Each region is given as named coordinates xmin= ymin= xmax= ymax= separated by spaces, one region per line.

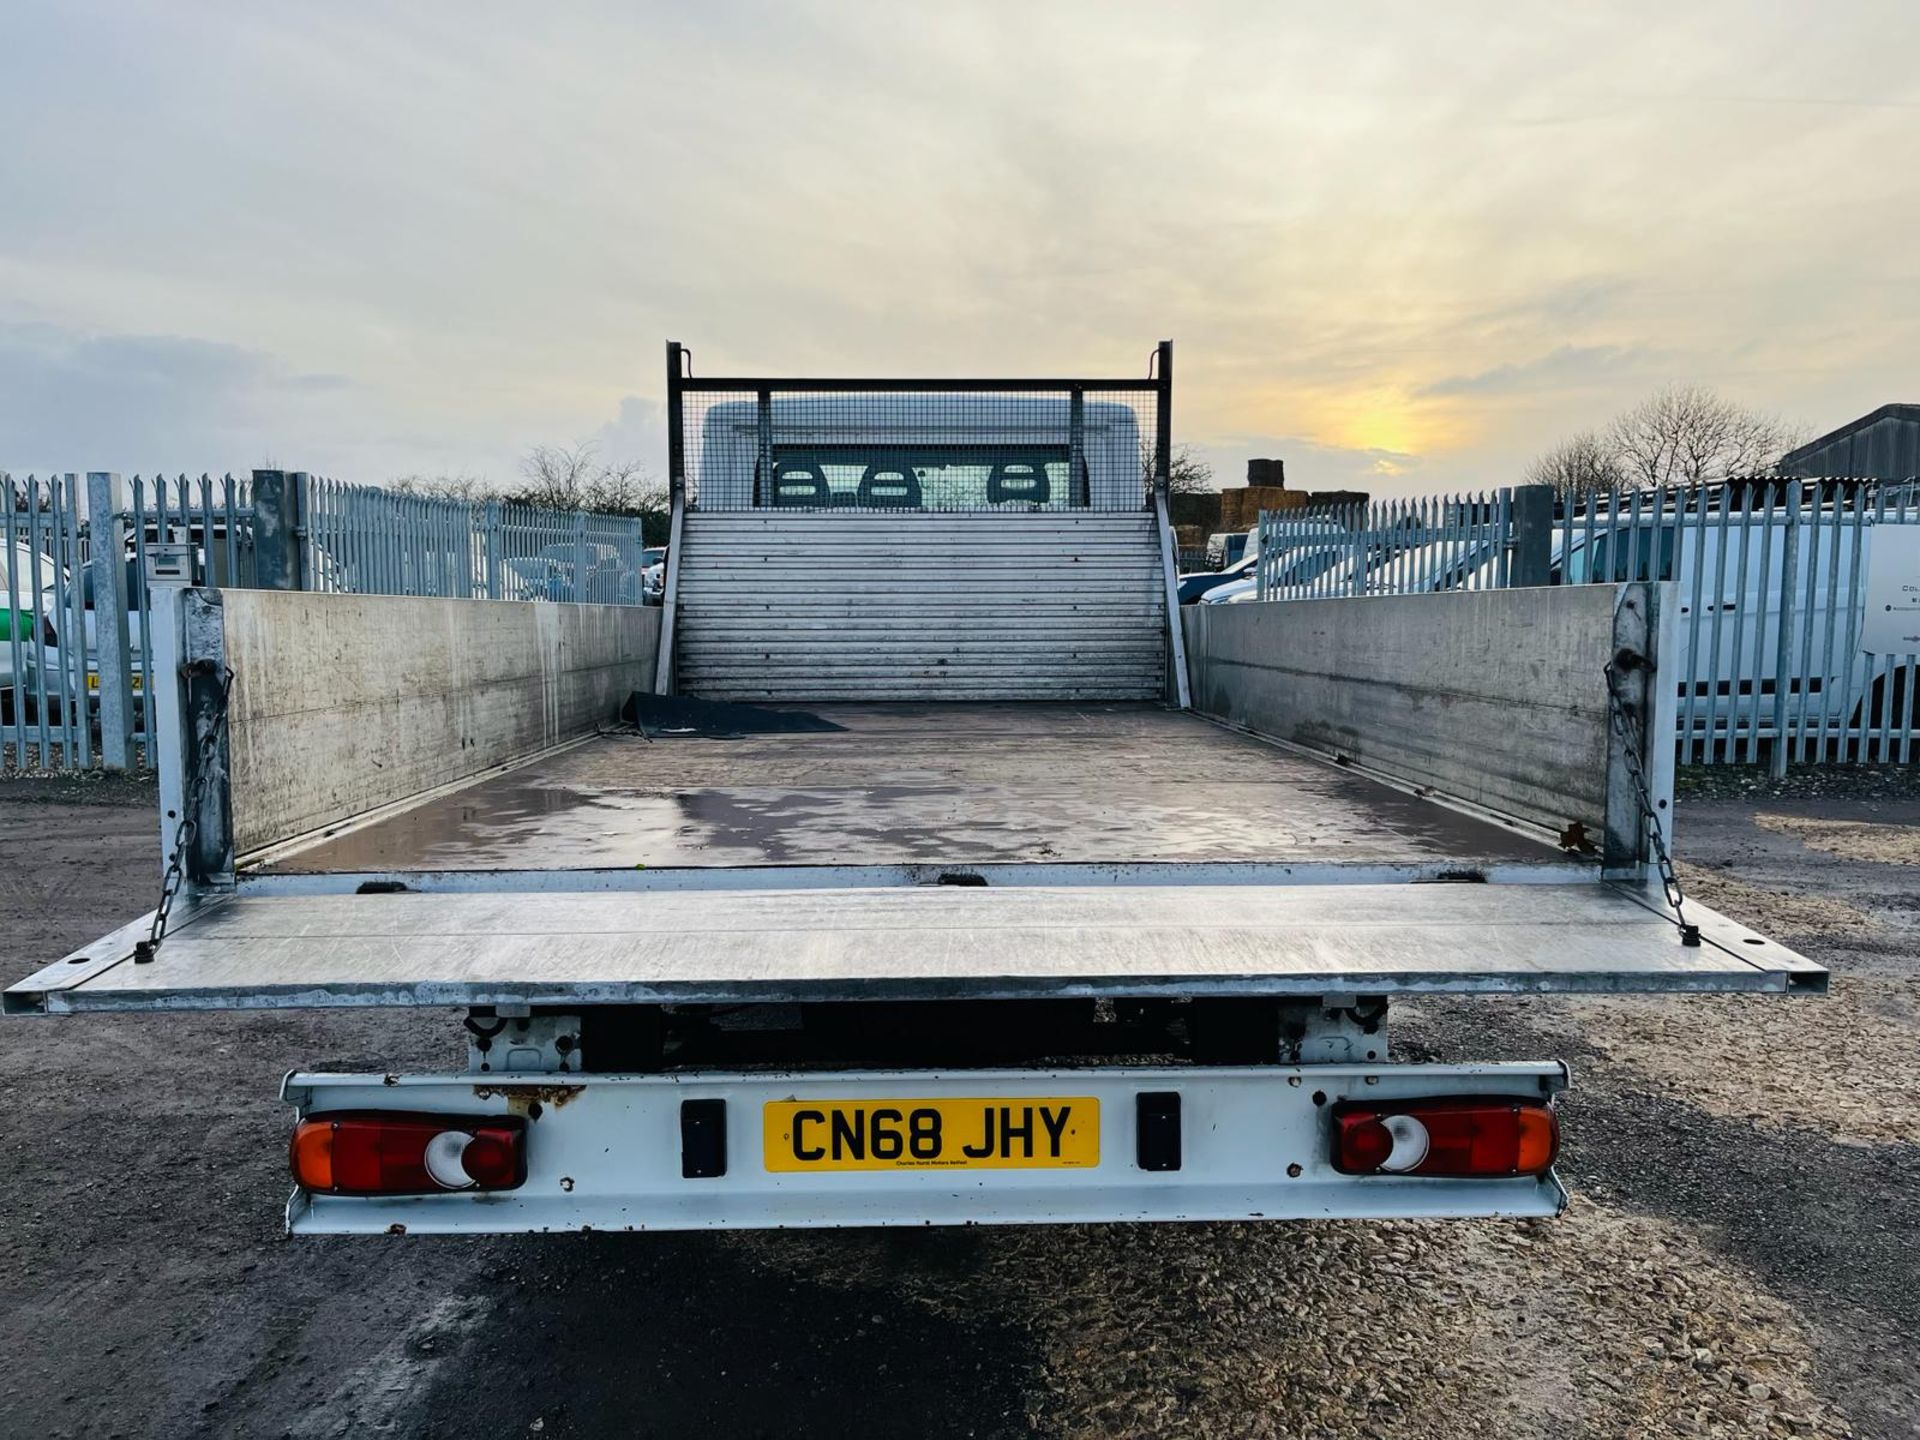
xmin=385 ymin=443 xmax=670 ymax=543
xmin=1606 ymin=384 xmax=1800 ymax=488
xmin=1146 ymin=444 xmax=1214 ymax=496
xmin=389 ymin=472 xmax=489 ymax=503
xmin=516 ymin=441 xmax=666 ymax=520
xmin=1524 ymin=430 xmax=1624 ymax=498
xmin=1166 ymin=444 xmax=1214 ymax=497
xmin=512 ymin=441 xmax=669 ymax=544
xmin=581 ymin=460 xmax=666 ymax=523
xmin=1526 ymin=385 xmax=1802 ymax=496
xmin=516 ymin=442 xmax=603 ymax=510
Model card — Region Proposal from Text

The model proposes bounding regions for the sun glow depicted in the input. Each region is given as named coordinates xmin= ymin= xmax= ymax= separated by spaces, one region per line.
xmin=1217 ymin=383 xmax=1480 ymax=466
xmin=1316 ymin=391 xmax=1474 ymax=458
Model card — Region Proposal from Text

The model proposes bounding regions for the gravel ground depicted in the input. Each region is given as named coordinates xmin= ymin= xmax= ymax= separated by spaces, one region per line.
xmin=1 ymin=743 xmax=149 ymax=780
xmin=0 ymin=775 xmax=1915 ymax=1439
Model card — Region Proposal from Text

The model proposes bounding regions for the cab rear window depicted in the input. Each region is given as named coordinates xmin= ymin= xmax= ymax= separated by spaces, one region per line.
xmin=762 ymin=446 xmax=1074 ymax=509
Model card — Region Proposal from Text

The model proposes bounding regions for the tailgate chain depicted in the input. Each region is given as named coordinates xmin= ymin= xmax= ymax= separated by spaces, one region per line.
xmin=1604 ymin=651 xmax=1700 ymax=947
xmin=134 ymin=662 xmax=234 ymax=964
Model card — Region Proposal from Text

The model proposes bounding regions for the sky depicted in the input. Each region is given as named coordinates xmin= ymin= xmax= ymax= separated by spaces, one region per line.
xmin=2 ymin=0 xmax=1916 ymax=498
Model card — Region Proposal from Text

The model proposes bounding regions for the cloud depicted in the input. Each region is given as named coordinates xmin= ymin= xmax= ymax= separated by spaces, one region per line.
xmin=3 ymin=3 xmax=1916 ymax=495
xmin=593 ymin=396 xmax=668 ymax=477
xmin=1419 ymin=345 xmax=1656 ymax=399
xmin=0 ymin=322 xmax=356 ymax=474
xmin=0 ymin=321 xmax=537 ymax=484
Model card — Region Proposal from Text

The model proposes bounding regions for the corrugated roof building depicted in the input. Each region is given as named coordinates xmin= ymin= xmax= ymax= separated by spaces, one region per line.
xmin=1780 ymin=404 xmax=1920 ymax=479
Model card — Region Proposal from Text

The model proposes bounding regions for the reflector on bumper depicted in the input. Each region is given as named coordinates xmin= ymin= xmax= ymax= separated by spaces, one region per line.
xmin=1331 ymin=1098 xmax=1558 ymax=1178
xmin=290 ymin=1112 xmax=527 ymax=1196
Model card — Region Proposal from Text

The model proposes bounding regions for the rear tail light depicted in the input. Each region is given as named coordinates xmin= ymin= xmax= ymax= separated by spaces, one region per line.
xmin=290 ymin=1112 xmax=527 ymax=1196
xmin=1332 ymin=1098 xmax=1558 ymax=1178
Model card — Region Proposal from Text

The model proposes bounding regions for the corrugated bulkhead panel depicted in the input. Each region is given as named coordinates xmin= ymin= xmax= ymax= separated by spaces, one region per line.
xmin=674 ymin=512 xmax=1168 ymax=702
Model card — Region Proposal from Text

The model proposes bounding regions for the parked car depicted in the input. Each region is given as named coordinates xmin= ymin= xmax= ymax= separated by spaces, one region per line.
xmin=0 ymin=544 xmax=63 ymax=719
xmin=1177 ymin=529 xmax=1258 ymax=604
xmin=532 ymin=542 xmax=640 ymax=603
xmin=1209 ymin=544 xmax=1352 ymax=603
xmin=2 ymin=545 xmax=149 ymax=728
xmin=1 ymin=543 xmax=58 ymax=623
xmin=74 ymin=562 xmax=149 ymax=722
xmin=1247 ymin=497 xmax=1920 ymax=746
xmin=500 ymin=554 xmax=567 ymax=602
xmin=1182 ymin=523 xmax=1353 ymax=605
xmin=1199 ymin=520 xmax=1355 ymax=604
xmin=1202 ymin=530 xmax=1252 ymax=569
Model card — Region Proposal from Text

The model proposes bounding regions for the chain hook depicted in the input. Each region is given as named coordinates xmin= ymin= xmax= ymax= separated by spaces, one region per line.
xmin=137 ymin=664 xmax=234 ymax=962
xmin=1604 ymin=654 xmax=1699 ymax=946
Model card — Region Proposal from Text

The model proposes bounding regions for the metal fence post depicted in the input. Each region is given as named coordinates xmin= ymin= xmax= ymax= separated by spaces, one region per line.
xmin=573 ymin=510 xmax=589 ymax=603
xmin=57 ymin=476 xmax=92 ymax=768
xmin=87 ymin=472 xmax=134 ymax=770
xmin=1768 ymin=484 xmax=1802 ymax=779
xmin=1509 ymin=484 xmax=1553 ymax=588
xmin=290 ymin=473 xmax=311 ymax=590
xmin=484 ymin=500 xmax=503 ymax=599
xmin=3 ymin=476 xmax=24 ymax=767
xmin=252 ymin=470 xmax=307 ymax=590
xmin=1347 ymin=502 xmax=1366 ymax=598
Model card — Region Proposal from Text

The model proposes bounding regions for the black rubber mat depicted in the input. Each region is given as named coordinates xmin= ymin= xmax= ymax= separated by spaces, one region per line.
xmin=620 ymin=691 xmax=847 ymax=737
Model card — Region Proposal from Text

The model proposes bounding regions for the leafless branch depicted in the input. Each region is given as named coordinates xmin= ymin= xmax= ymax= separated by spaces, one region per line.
xmin=1606 ymin=384 xmax=1801 ymax=488
xmin=1524 ymin=431 xmax=1624 ymax=498
xmin=1528 ymin=385 xmax=1804 ymax=495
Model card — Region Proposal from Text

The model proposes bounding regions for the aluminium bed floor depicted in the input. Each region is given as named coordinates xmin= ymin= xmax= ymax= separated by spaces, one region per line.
xmin=255 ymin=702 xmax=1562 ymax=875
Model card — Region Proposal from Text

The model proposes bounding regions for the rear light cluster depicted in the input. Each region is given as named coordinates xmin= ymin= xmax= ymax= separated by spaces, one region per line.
xmin=1331 ymin=1098 xmax=1558 ymax=1178
xmin=290 ymin=1112 xmax=527 ymax=1196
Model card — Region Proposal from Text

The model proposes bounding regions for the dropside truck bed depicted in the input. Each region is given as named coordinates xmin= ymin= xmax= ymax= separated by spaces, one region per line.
xmin=2 ymin=351 xmax=1826 ymax=1237
xmin=10 ymin=694 xmax=1818 ymax=1235
xmin=18 ymin=704 xmax=1816 ymax=1015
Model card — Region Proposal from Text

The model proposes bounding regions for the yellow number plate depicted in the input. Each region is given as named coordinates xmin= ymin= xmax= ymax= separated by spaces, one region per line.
xmin=764 ymin=1097 xmax=1099 ymax=1172
xmin=84 ymin=674 xmax=143 ymax=692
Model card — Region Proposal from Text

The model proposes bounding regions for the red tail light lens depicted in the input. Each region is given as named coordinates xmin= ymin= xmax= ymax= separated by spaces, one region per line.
xmin=1332 ymin=1098 xmax=1558 ymax=1178
xmin=290 ymin=1112 xmax=527 ymax=1196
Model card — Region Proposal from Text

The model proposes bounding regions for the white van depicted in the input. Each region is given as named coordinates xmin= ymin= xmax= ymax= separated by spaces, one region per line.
xmin=1554 ymin=506 xmax=1919 ymax=751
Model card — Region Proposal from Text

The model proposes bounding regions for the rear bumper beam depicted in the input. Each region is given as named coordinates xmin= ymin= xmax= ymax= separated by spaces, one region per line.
xmin=283 ymin=1062 xmax=1569 ymax=1235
